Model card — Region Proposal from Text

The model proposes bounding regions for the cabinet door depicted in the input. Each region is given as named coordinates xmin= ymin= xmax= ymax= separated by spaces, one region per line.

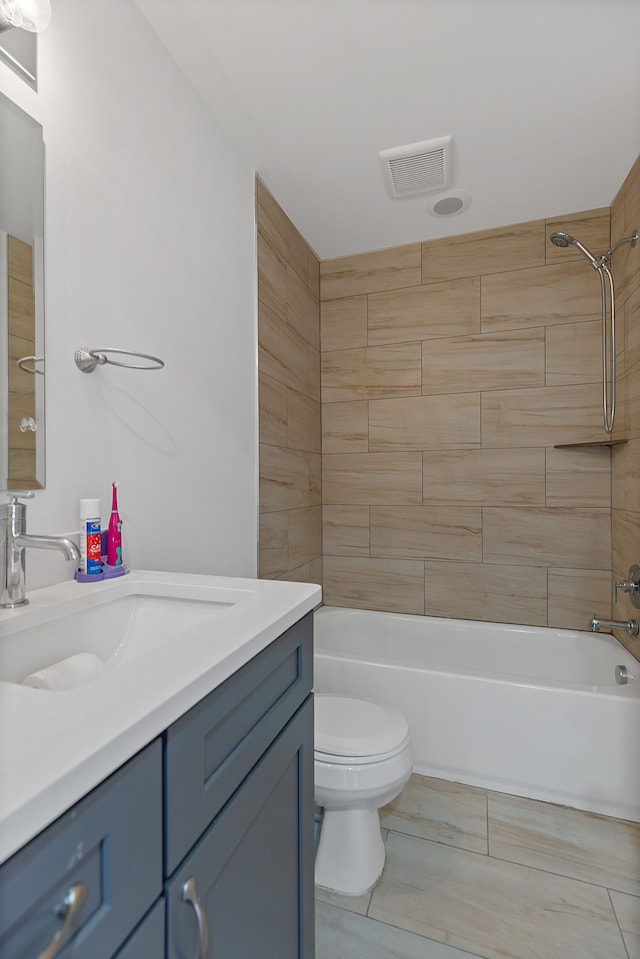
xmin=113 ymin=900 xmax=164 ymax=959
xmin=166 ymin=697 xmax=314 ymax=959
xmin=0 ymin=741 xmax=162 ymax=959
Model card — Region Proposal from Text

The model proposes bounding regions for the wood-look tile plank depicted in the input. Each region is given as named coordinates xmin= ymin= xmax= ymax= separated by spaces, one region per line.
xmin=259 ymin=511 xmax=288 ymax=578
xmin=321 ymin=343 xmax=422 ymax=402
xmin=422 ymin=329 xmax=544 ymax=394
xmin=287 ymin=264 xmax=320 ymax=349
xmin=370 ymin=506 xmax=482 ymax=561
xmin=547 ymin=567 xmax=612 ymax=630
xmin=380 ymin=774 xmax=488 ymax=854
xmin=259 ymin=301 xmax=313 ymax=396
xmin=546 ymin=446 xmax=611 ymax=507
xmin=287 ymin=390 xmax=321 ymax=453
xmin=320 ymin=295 xmax=367 ymax=352
xmin=322 ymin=400 xmax=369 ymax=454
xmin=610 ymin=891 xmax=640 ymax=959
xmin=545 ymin=319 xmax=601 ymax=386
xmin=367 ymin=277 xmax=480 ymax=346
xmin=369 ymin=393 xmax=481 ymax=451
xmin=545 ymin=209 xmax=610 ymax=265
xmin=483 ymin=506 xmax=611 ymax=568
xmin=488 ymin=792 xmax=640 ymax=895
xmin=422 ymin=220 xmax=545 ymax=282
xmin=322 ymin=452 xmax=423 ymax=505
xmin=423 ymin=448 xmax=545 ymax=505
xmin=259 ymin=443 xmax=317 ymax=512
xmin=322 ymin=555 xmax=425 ymax=614
xmin=369 ymin=832 xmax=629 ymax=959
xmin=257 ymin=233 xmax=287 ymax=315
xmin=481 ymin=261 xmax=601 ymax=333
xmin=258 ymin=373 xmax=288 ymax=447
xmin=425 ymin=560 xmax=548 ymax=625
xmin=321 ymin=243 xmax=422 ymax=299
xmin=322 ymin=505 xmax=370 ymax=556
xmin=288 ymin=505 xmax=322 ymax=569
xmin=482 ymin=384 xmax=606 ymax=448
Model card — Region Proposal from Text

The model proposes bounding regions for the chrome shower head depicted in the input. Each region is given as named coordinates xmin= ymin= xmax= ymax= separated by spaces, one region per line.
xmin=549 ymin=231 xmax=598 ymax=267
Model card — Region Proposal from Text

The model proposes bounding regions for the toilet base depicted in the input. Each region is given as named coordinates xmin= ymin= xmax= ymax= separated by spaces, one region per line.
xmin=315 ymin=806 xmax=386 ymax=896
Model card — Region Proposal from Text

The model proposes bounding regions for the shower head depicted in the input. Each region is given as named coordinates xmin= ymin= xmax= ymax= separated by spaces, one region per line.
xmin=549 ymin=231 xmax=598 ymax=267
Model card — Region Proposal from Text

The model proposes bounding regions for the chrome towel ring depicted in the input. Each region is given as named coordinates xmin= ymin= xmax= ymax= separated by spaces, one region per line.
xmin=74 ymin=347 xmax=164 ymax=373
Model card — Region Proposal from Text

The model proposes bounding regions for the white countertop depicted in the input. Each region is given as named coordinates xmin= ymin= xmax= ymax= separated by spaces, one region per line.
xmin=0 ymin=571 xmax=321 ymax=864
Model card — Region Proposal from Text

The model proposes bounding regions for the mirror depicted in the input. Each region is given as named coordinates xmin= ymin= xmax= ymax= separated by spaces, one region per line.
xmin=0 ymin=92 xmax=45 ymax=490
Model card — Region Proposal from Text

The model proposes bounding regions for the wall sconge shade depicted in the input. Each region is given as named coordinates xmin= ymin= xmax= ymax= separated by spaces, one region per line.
xmin=0 ymin=0 xmax=51 ymax=32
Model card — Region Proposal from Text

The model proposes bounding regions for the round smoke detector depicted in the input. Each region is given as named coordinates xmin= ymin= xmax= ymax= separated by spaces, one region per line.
xmin=426 ymin=189 xmax=472 ymax=217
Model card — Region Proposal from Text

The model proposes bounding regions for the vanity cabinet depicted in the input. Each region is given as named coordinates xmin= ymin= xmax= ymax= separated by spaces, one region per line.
xmin=0 ymin=612 xmax=314 ymax=959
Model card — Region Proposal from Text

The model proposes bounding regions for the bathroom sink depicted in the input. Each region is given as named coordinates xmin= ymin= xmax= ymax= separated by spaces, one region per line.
xmin=0 ymin=578 xmax=251 ymax=690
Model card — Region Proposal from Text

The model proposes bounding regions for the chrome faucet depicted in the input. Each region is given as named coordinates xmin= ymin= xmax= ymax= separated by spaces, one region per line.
xmin=0 ymin=492 xmax=80 ymax=608
xmin=590 ymin=615 xmax=639 ymax=638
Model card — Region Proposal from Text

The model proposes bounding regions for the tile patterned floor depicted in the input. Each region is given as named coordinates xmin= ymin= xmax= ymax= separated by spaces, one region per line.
xmin=315 ymin=774 xmax=640 ymax=959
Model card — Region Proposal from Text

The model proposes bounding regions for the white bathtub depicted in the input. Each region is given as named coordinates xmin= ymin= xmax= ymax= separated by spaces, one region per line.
xmin=314 ymin=606 xmax=640 ymax=822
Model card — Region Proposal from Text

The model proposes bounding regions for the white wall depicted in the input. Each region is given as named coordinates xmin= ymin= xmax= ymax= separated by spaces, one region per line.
xmin=0 ymin=0 xmax=259 ymax=586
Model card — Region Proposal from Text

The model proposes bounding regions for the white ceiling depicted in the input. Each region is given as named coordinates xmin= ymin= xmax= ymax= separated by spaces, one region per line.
xmin=134 ymin=0 xmax=640 ymax=260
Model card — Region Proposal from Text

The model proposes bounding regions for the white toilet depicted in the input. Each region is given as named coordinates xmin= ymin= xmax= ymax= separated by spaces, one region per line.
xmin=314 ymin=693 xmax=413 ymax=896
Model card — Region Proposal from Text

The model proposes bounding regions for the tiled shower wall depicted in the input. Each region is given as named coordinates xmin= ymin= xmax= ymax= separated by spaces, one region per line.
xmin=257 ymin=159 xmax=640 ymax=644
xmin=257 ymin=180 xmax=323 ymax=585
xmin=319 ymin=209 xmax=616 ymax=629
xmin=611 ymin=154 xmax=640 ymax=660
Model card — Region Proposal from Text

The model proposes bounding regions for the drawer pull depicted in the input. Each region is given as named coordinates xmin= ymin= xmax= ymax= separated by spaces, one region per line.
xmin=37 ymin=882 xmax=87 ymax=959
xmin=182 ymin=876 xmax=210 ymax=959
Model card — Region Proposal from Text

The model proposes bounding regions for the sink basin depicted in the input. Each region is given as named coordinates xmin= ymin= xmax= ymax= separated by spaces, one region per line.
xmin=0 ymin=579 xmax=250 ymax=690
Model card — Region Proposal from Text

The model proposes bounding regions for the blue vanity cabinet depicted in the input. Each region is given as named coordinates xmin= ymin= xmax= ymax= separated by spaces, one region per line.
xmin=0 ymin=740 xmax=163 ymax=959
xmin=164 ymin=612 xmax=315 ymax=959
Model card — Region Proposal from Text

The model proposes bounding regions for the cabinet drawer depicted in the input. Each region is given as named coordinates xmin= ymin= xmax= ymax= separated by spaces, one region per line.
xmin=0 ymin=740 xmax=162 ymax=959
xmin=164 ymin=612 xmax=313 ymax=875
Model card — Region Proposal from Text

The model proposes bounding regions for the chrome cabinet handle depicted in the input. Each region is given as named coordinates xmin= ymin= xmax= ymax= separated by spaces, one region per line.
xmin=37 ymin=882 xmax=87 ymax=959
xmin=182 ymin=876 xmax=210 ymax=959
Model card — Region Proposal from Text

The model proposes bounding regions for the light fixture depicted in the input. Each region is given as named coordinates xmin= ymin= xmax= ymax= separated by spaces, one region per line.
xmin=426 ymin=189 xmax=472 ymax=217
xmin=0 ymin=0 xmax=51 ymax=32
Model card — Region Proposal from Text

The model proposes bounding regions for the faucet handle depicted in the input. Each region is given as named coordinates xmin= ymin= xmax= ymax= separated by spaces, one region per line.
xmin=5 ymin=491 xmax=35 ymax=502
xmin=612 ymin=565 xmax=640 ymax=608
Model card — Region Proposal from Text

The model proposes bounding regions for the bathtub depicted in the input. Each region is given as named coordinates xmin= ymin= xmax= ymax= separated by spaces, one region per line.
xmin=314 ymin=606 xmax=640 ymax=823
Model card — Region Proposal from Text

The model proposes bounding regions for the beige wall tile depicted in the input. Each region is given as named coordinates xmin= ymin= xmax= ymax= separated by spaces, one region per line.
xmin=257 ymin=233 xmax=286 ymax=315
xmin=612 ymin=507 xmax=640 ymax=584
xmin=483 ymin=507 xmax=611 ymax=569
xmin=367 ymin=277 xmax=480 ymax=346
xmin=309 ymin=452 xmax=322 ymax=506
xmin=422 ymin=329 xmax=544 ymax=395
xmin=546 ymin=447 xmax=611 ymax=508
xmin=423 ymin=449 xmax=545 ymax=506
xmin=321 ymin=343 xmax=422 ymax=402
xmin=259 ymin=301 xmax=313 ymax=396
xmin=371 ymin=506 xmax=482 ymax=561
xmin=308 ymin=343 xmax=321 ymax=402
xmin=287 ymin=390 xmax=321 ymax=453
xmin=259 ymin=511 xmax=289 ymax=578
xmin=624 ymin=283 xmax=640 ymax=373
xmin=259 ymin=373 xmax=288 ymax=447
xmin=369 ymin=393 xmax=481 ymax=451
xmin=623 ymin=438 xmax=640 ymax=512
xmin=545 ymin=209 xmax=610 ymax=265
xmin=323 ymin=505 xmax=370 ymax=556
xmin=425 ymin=560 xmax=548 ymax=625
xmin=321 ymin=243 xmax=422 ymax=299
xmin=277 ymin=556 xmax=323 ymax=586
xmin=482 ymin=384 xmax=605 ymax=448
xmin=322 ymin=452 xmax=423 ymax=505
xmin=481 ymin=261 xmax=602 ymax=333
xmin=322 ymin=556 xmax=425 ymax=614
xmin=611 ymin=443 xmax=626 ymax=511
xmin=422 ymin=220 xmax=545 ymax=283
xmin=257 ymin=178 xmax=314 ymax=288
xmin=260 ymin=443 xmax=317 ymax=512
xmin=321 ymin=295 xmax=367 ymax=352
xmin=322 ymin=400 xmax=369 ymax=453
xmin=545 ymin=320 xmax=602 ymax=386
xmin=289 ymin=506 xmax=322 ymax=569
xmin=287 ymin=264 xmax=320 ymax=350
xmin=547 ymin=568 xmax=612 ymax=630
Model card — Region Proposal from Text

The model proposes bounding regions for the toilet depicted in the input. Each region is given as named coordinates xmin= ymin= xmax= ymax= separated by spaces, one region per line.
xmin=314 ymin=693 xmax=413 ymax=896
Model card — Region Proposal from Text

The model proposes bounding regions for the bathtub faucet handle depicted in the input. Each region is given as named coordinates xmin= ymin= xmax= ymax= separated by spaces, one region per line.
xmin=612 ymin=565 xmax=640 ymax=607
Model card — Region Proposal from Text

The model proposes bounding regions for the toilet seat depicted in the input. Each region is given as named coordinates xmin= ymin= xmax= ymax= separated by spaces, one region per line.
xmin=315 ymin=694 xmax=410 ymax=765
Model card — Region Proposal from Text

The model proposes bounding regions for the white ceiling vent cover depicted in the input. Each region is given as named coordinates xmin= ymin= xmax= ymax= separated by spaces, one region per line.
xmin=380 ymin=136 xmax=453 ymax=199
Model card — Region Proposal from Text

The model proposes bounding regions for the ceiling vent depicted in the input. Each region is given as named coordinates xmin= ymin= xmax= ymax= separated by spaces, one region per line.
xmin=380 ymin=135 xmax=453 ymax=199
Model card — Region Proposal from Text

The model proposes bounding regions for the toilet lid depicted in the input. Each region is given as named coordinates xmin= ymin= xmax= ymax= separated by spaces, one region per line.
xmin=315 ymin=694 xmax=409 ymax=758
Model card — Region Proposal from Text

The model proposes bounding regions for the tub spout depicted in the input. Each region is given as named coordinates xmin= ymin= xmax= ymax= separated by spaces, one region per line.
xmin=590 ymin=615 xmax=639 ymax=637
